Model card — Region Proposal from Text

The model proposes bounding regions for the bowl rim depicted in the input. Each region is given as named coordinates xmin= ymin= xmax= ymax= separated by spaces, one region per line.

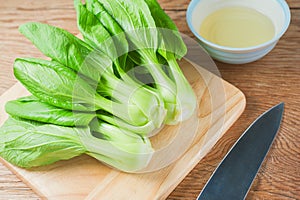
xmin=186 ymin=0 xmax=291 ymax=52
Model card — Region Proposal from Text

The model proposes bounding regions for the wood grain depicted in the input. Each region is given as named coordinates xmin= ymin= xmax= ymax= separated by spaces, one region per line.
xmin=0 ymin=0 xmax=299 ymax=199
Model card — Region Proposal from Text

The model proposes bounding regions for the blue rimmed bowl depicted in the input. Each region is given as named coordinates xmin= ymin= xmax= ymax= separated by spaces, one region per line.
xmin=186 ymin=0 xmax=291 ymax=64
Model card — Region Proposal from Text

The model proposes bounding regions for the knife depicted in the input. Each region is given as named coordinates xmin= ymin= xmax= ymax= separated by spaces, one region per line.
xmin=197 ymin=103 xmax=284 ymax=200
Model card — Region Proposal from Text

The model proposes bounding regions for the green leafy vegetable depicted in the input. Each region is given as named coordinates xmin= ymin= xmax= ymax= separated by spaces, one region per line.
xmin=19 ymin=22 xmax=110 ymax=82
xmin=144 ymin=0 xmax=196 ymax=124
xmin=0 ymin=117 xmax=85 ymax=168
xmin=85 ymin=0 xmax=129 ymax=65
xmin=14 ymin=57 xmax=109 ymax=112
xmin=75 ymin=4 xmax=119 ymax=68
xmin=0 ymin=0 xmax=197 ymax=172
xmin=18 ymin=23 xmax=166 ymax=131
xmin=144 ymin=0 xmax=187 ymax=59
xmin=88 ymin=119 xmax=153 ymax=171
xmin=89 ymin=0 xmax=196 ymax=124
xmin=5 ymin=96 xmax=95 ymax=127
xmin=0 ymin=117 xmax=153 ymax=171
xmin=14 ymin=57 xmax=167 ymax=132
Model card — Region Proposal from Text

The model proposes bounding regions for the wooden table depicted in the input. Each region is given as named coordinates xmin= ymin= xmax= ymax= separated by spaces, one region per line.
xmin=0 ymin=0 xmax=299 ymax=199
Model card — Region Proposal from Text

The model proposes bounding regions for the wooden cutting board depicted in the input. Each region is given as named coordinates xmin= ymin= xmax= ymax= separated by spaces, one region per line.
xmin=0 ymin=59 xmax=245 ymax=200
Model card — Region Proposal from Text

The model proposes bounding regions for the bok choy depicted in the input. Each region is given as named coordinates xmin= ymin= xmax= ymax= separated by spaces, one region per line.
xmin=0 ymin=117 xmax=153 ymax=172
xmin=18 ymin=23 xmax=166 ymax=133
xmin=0 ymin=0 xmax=197 ymax=172
xmin=83 ymin=0 xmax=196 ymax=124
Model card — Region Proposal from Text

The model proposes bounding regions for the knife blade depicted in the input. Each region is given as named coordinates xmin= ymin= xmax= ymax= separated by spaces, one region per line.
xmin=197 ymin=103 xmax=284 ymax=200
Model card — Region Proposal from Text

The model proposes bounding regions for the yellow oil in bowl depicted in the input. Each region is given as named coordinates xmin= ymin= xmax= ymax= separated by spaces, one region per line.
xmin=199 ymin=6 xmax=275 ymax=48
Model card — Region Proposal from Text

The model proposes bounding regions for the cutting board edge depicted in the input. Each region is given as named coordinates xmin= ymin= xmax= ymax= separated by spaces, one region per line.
xmin=0 ymin=158 xmax=47 ymax=199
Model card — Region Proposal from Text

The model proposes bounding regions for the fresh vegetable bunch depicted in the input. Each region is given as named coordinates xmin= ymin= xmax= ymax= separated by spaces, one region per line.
xmin=0 ymin=0 xmax=196 ymax=172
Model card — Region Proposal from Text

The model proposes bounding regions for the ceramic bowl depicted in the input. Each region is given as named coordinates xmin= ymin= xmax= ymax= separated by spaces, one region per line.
xmin=186 ymin=0 xmax=291 ymax=64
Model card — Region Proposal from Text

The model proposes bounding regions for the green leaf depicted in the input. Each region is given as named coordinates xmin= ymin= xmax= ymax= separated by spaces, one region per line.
xmin=90 ymin=1 xmax=128 ymax=63
xmin=144 ymin=0 xmax=187 ymax=59
xmin=5 ymin=96 xmax=95 ymax=126
xmin=19 ymin=22 xmax=112 ymax=82
xmin=97 ymin=0 xmax=158 ymax=51
xmin=0 ymin=117 xmax=153 ymax=172
xmin=13 ymin=58 xmax=111 ymax=112
xmin=0 ymin=117 xmax=86 ymax=168
xmin=19 ymin=22 xmax=91 ymax=71
xmin=75 ymin=4 xmax=118 ymax=63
